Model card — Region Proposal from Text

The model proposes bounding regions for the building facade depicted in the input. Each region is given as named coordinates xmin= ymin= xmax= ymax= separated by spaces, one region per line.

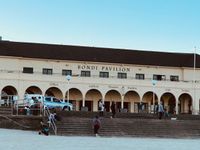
xmin=0 ymin=41 xmax=200 ymax=114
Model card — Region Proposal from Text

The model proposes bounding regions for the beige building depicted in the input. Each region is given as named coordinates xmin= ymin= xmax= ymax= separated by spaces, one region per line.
xmin=0 ymin=40 xmax=199 ymax=114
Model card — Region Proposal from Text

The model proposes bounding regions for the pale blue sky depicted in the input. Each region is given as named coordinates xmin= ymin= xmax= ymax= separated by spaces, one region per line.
xmin=0 ymin=0 xmax=200 ymax=53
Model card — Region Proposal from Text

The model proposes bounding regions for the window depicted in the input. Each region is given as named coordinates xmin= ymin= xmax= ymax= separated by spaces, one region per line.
xmin=23 ymin=67 xmax=33 ymax=74
xmin=153 ymin=74 xmax=166 ymax=81
xmin=62 ymin=69 xmax=72 ymax=76
xmin=170 ymin=75 xmax=179 ymax=81
xmin=118 ymin=73 xmax=127 ymax=79
xmin=53 ymin=98 xmax=61 ymax=103
xmin=43 ymin=68 xmax=53 ymax=75
xmin=81 ymin=71 xmax=90 ymax=77
xmin=45 ymin=97 xmax=51 ymax=102
xmin=136 ymin=73 xmax=145 ymax=80
xmin=99 ymin=72 xmax=109 ymax=78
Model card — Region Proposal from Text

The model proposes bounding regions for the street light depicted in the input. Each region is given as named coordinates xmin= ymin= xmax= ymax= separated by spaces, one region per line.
xmin=66 ymin=75 xmax=72 ymax=103
xmin=193 ymin=47 xmax=196 ymax=114
xmin=121 ymin=86 xmax=125 ymax=112
xmin=151 ymin=80 xmax=157 ymax=113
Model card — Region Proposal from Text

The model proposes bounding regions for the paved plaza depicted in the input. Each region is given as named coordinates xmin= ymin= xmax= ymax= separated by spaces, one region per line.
xmin=0 ymin=128 xmax=200 ymax=150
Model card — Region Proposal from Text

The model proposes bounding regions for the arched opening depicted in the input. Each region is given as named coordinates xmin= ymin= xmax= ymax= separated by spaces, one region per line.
xmin=25 ymin=86 xmax=42 ymax=95
xmin=65 ymin=88 xmax=83 ymax=111
xmin=161 ymin=92 xmax=176 ymax=114
xmin=124 ymin=90 xmax=140 ymax=113
xmin=1 ymin=86 xmax=18 ymax=106
xmin=142 ymin=91 xmax=158 ymax=113
xmin=45 ymin=87 xmax=63 ymax=99
xmin=178 ymin=93 xmax=192 ymax=114
xmin=105 ymin=90 xmax=121 ymax=112
xmin=85 ymin=89 xmax=102 ymax=112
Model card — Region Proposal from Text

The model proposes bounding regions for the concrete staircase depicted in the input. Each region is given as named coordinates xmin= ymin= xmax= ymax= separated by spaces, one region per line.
xmin=0 ymin=106 xmax=12 ymax=115
xmin=56 ymin=117 xmax=93 ymax=136
xmin=55 ymin=111 xmax=200 ymax=138
xmin=1 ymin=108 xmax=200 ymax=138
xmin=57 ymin=111 xmax=159 ymax=119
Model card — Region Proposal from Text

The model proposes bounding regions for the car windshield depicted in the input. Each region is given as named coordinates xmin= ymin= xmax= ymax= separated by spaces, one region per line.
xmin=45 ymin=97 xmax=51 ymax=102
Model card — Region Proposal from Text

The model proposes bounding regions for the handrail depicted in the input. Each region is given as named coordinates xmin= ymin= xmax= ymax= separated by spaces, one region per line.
xmin=44 ymin=107 xmax=57 ymax=135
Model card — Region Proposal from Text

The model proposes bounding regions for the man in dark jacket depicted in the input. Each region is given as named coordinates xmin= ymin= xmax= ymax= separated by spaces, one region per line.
xmin=92 ymin=115 xmax=101 ymax=136
xmin=111 ymin=101 xmax=116 ymax=118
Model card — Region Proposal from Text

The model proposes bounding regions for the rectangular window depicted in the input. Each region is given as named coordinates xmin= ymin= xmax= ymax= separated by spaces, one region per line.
xmin=170 ymin=75 xmax=179 ymax=81
xmin=43 ymin=68 xmax=53 ymax=75
xmin=23 ymin=67 xmax=33 ymax=74
xmin=118 ymin=72 xmax=127 ymax=79
xmin=135 ymin=73 xmax=145 ymax=80
xmin=99 ymin=72 xmax=109 ymax=78
xmin=62 ymin=69 xmax=72 ymax=76
xmin=81 ymin=71 xmax=91 ymax=77
xmin=153 ymin=74 xmax=166 ymax=81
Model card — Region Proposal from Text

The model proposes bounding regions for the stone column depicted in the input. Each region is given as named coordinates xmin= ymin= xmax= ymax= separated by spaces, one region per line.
xmin=82 ymin=96 xmax=85 ymax=107
xmin=121 ymin=95 xmax=124 ymax=109
xmin=81 ymin=96 xmax=88 ymax=111
xmin=175 ymin=99 xmax=178 ymax=115
xmin=193 ymin=98 xmax=199 ymax=115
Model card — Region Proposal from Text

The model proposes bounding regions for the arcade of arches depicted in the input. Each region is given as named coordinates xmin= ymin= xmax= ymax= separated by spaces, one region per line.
xmin=0 ymin=85 xmax=196 ymax=114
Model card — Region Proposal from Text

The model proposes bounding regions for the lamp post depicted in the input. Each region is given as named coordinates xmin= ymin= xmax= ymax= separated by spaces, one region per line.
xmin=121 ymin=86 xmax=125 ymax=112
xmin=193 ymin=47 xmax=196 ymax=114
xmin=151 ymin=80 xmax=157 ymax=113
xmin=66 ymin=75 xmax=72 ymax=103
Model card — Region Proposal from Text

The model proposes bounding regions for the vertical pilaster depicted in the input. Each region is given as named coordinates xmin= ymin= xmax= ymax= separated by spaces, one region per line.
xmin=176 ymin=100 xmax=178 ymax=115
xmin=121 ymin=95 xmax=124 ymax=109
xmin=82 ymin=96 xmax=85 ymax=107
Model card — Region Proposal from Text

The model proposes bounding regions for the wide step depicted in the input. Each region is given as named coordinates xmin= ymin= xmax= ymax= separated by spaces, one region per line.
xmin=55 ymin=117 xmax=200 ymax=138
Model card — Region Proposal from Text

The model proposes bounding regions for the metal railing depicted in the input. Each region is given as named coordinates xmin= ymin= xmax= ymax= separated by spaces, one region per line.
xmin=44 ymin=107 xmax=57 ymax=135
xmin=12 ymin=100 xmax=43 ymax=116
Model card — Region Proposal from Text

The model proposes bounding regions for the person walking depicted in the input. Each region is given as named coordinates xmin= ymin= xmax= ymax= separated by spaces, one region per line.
xmin=92 ymin=115 xmax=101 ymax=136
xmin=158 ymin=101 xmax=164 ymax=119
xmin=110 ymin=101 xmax=116 ymax=118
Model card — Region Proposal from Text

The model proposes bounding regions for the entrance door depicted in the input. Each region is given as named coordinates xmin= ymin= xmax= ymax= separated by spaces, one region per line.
xmin=104 ymin=101 xmax=110 ymax=112
xmin=85 ymin=101 xmax=92 ymax=111
xmin=79 ymin=101 xmax=93 ymax=111
xmin=123 ymin=102 xmax=130 ymax=112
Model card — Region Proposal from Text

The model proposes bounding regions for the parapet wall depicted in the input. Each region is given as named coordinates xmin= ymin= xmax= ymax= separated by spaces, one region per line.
xmin=0 ymin=115 xmax=42 ymax=130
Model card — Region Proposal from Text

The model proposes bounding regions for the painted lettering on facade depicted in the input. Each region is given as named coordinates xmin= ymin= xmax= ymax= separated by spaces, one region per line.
xmin=89 ymin=85 xmax=99 ymax=88
xmin=78 ymin=65 xmax=98 ymax=70
xmin=108 ymin=85 xmax=118 ymax=88
xmin=50 ymin=83 xmax=59 ymax=86
xmin=77 ymin=65 xmax=130 ymax=72
xmin=128 ymin=87 xmax=137 ymax=90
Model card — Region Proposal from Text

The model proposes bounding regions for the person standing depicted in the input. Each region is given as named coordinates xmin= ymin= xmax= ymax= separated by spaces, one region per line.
xmin=158 ymin=101 xmax=164 ymax=119
xmin=98 ymin=99 xmax=104 ymax=116
xmin=24 ymin=106 xmax=30 ymax=115
xmin=48 ymin=112 xmax=55 ymax=125
xmin=92 ymin=115 xmax=101 ymax=136
xmin=110 ymin=101 xmax=116 ymax=118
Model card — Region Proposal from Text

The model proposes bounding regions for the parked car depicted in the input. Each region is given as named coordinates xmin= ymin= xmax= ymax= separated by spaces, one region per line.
xmin=24 ymin=94 xmax=73 ymax=111
xmin=44 ymin=96 xmax=73 ymax=111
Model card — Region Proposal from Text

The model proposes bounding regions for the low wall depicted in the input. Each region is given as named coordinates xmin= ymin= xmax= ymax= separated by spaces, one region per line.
xmin=0 ymin=115 xmax=42 ymax=130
